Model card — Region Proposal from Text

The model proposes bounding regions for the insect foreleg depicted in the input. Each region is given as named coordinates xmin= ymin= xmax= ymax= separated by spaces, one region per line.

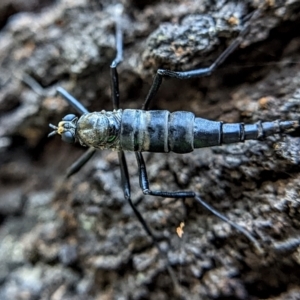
xmin=66 ymin=147 xmax=96 ymax=178
xmin=54 ymin=87 xmax=96 ymax=176
xmin=56 ymin=18 xmax=124 ymax=177
xmin=57 ymin=87 xmax=89 ymax=114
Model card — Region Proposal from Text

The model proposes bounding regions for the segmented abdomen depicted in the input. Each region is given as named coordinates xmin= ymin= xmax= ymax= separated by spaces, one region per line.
xmin=120 ymin=109 xmax=297 ymax=153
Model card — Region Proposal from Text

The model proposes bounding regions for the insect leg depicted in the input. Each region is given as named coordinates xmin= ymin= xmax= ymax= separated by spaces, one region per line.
xmin=135 ymin=152 xmax=262 ymax=252
xmin=56 ymin=87 xmax=96 ymax=176
xmin=142 ymin=10 xmax=260 ymax=110
xmin=57 ymin=87 xmax=89 ymax=114
xmin=110 ymin=22 xmax=170 ymax=271
xmin=65 ymin=147 xmax=96 ymax=178
xmin=110 ymin=20 xmax=123 ymax=110
xmin=57 ymin=19 xmax=123 ymax=176
xmin=118 ymin=151 xmax=181 ymax=291
xmin=110 ymin=21 xmax=181 ymax=291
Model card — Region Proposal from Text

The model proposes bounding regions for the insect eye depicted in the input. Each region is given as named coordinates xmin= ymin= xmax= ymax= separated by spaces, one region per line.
xmin=63 ymin=114 xmax=77 ymax=122
xmin=61 ymin=131 xmax=75 ymax=143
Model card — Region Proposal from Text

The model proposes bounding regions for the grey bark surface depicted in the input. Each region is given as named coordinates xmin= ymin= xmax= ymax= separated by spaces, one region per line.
xmin=1 ymin=0 xmax=300 ymax=299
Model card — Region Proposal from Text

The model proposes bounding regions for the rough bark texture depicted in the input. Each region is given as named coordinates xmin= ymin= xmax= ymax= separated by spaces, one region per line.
xmin=1 ymin=0 xmax=300 ymax=299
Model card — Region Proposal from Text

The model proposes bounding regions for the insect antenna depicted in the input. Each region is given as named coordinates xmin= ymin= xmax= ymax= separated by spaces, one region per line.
xmin=48 ymin=124 xmax=59 ymax=137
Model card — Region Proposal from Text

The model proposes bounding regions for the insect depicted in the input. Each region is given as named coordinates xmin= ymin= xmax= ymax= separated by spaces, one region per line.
xmin=48 ymin=8 xmax=299 ymax=294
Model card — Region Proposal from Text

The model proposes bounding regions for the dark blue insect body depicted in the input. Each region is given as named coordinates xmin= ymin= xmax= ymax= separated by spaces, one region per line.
xmin=50 ymin=108 xmax=298 ymax=153
xmin=48 ymin=9 xmax=300 ymax=292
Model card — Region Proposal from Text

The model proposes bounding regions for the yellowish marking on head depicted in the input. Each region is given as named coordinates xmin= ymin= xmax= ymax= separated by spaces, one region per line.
xmin=57 ymin=121 xmax=66 ymax=135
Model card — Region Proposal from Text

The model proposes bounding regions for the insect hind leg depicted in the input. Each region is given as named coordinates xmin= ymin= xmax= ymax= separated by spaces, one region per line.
xmin=142 ymin=9 xmax=260 ymax=110
xmin=135 ymin=152 xmax=262 ymax=253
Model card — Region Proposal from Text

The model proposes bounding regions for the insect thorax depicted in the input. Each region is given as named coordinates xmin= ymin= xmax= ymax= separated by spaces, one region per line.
xmin=76 ymin=109 xmax=122 ymax=150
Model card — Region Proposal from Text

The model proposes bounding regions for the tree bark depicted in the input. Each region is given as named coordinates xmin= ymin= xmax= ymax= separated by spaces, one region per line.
xmin=0 ymin=1 xmax=300 ymax=299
